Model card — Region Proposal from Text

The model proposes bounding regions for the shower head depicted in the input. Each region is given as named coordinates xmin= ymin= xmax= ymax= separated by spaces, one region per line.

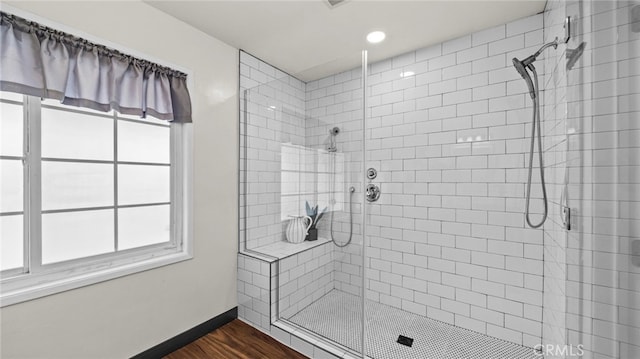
xmin=329 ymin=127 xmax=340 ymax=136
xmin=512 ymin=57 xmax=536 ymax=99
xmin=566 ymin=42 xmax=586 ymax=70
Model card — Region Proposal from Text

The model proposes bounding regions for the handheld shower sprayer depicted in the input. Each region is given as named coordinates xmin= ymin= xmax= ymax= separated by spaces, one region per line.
xmin=512 ymin=38 xmax=559 ymax=229
xmin=512 ymin=58 xmax=535 ymax=99
xmin=512 ymin=38 xmax=558 ymax=99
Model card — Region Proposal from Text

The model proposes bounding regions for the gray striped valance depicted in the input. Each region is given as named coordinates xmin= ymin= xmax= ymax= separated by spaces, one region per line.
xmin=0 ymin=11 xmax=192 ymax=122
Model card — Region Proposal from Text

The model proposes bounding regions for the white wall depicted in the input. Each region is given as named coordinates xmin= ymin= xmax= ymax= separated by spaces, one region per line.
xmin=0 ymin=2 xmax=239 ymax=358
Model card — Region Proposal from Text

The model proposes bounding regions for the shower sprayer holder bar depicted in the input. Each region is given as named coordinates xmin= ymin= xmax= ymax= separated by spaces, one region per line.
xmin=327 ymin=126 xmax=340 ymax=152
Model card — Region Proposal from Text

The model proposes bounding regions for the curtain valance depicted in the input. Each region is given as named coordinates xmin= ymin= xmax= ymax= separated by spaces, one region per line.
xmin=0 ymin=11 xmax=192 ymax=122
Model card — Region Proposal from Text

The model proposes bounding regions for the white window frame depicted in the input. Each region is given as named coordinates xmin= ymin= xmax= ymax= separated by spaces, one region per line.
xmin=0 ymin=95 xmax=193 ymax=307
xmin=0 ymin=6 xmax=193 ymax=307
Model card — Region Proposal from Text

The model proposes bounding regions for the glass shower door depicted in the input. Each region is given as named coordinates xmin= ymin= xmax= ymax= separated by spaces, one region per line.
xmin=272 ymin=51 xmax=368 ymax=357
xmin=563 ymin=2 xmax=640 ymax=358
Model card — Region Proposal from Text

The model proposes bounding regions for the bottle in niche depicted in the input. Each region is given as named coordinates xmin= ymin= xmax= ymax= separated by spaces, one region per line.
xmin=305 ymin=201 xmax=327 ymax=242
xmin=307 ymin=227 xmax=318 ymax=241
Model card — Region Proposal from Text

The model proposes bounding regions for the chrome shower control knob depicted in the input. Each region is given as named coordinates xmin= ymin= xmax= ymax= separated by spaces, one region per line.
xmin=366 ymin=183 xmax=380 ymax=202
xmin=367 ymin=168 xmax=377 ymax=180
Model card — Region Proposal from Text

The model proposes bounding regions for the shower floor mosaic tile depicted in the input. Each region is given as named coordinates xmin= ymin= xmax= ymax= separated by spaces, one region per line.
xmin=288 ymin=290 xmax=537 ymax=359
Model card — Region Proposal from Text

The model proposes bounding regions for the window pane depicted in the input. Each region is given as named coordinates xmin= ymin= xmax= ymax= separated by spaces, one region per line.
xmin=118 ymin=165 xmax=170 ymax=205
xmin=0 ymin=101 xmax=23 ymax=157
xmin=0 ymin=159 xmax=23 ymax=213
xmin=118 ymin=120 xmax=170 ymax=164
xmin=117 ymin=113 xmax=169 ymax=127
xmin=118 ymin=205 xmax=170 ymax=250
xmin=41 ymin=107 xmax=113 ymax=161
xmin=42 ymin=209 xmax=114 ymax=264
xmin=0 ymin=91 xmax=24 ymax=102
xmin=42 ymin=161 xmax=113 ymax=210
xmin=0 ymin=214 xmax=23 ymax=271
xmin=42 ymin=98 xmax=114 ymax=116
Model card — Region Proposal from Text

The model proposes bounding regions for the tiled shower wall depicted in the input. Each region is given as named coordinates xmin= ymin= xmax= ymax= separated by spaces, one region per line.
xmin=306 ymin=67 xmax=365 ymax=298
xmin=240 ymin=52 xmax=307 ymax=250
xmin=240 ymin=3 xmax=639 ymax=355
xmin=279 ymin=242 xmax=335 ymax=319
xmin=238 ymin=254 xmax=273 ymax=331
xmin=307 ymin=14 xmax=547 ymax=347
xmin=549 ymin=1 xmax=640 ymax=358
xmin=237 ymin=252 xmax=349 ymax=359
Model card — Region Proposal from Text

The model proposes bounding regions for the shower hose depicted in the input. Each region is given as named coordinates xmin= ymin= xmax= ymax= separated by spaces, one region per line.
xmin=329 ymin=151 xmax=355 ymax=247
xmin=525 ymin=67 xmax=548 ymax=228
xmin=330 ymin=187 xmax=354 ymax=248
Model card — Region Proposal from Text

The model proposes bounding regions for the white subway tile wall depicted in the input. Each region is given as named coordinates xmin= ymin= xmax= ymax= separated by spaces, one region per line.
xmin=238 ymin=252 xmax=349 ymax=359
xmin=279 ymin=243 xmax=335 ymax=319
xmin=240 ymin=51 xmax=307 ymax=250
xmin=545 ymin=1 xmax=640 ymax=359
xmin=306 ymin=63 xmax=365 ymax=300
xmin=238 ymin=254 xmax=273 ymax=331
xmin=240 ymin=51 xmax=365 ymax=358
xmin=305 ymin=14 xmax=546 ymax=347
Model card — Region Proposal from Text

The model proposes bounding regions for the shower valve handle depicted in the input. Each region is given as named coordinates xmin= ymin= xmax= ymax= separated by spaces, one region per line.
xmin=366 ymin=183 xmax=380 ymax=202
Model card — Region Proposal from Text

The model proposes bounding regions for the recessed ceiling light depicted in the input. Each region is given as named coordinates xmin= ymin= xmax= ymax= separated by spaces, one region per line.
xmin=366 ymin=31 xmax=386 ymax=44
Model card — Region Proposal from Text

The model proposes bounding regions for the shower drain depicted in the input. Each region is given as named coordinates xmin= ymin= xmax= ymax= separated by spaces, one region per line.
xmin=397 ymin=335 xmax=414 ymax=347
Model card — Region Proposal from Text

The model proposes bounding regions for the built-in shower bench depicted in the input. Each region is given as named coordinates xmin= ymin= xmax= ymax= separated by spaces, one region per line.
xmin=237 ymin=237 xmax=353 ymax=358
xmin=252 ymin=237 xmax=332 ymax=259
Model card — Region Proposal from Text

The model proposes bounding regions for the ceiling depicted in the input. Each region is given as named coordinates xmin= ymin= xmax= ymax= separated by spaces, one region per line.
xmin=146 ymin=0 xmax=546 ymax=82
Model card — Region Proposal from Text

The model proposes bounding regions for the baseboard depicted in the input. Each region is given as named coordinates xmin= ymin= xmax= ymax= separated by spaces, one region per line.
xmin=131 ymin=306 xmax=238 ymax=359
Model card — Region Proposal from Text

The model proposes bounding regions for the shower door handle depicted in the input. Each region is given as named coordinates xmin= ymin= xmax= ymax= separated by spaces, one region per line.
xmin=366 ymin=183 xmax=380 ymax=202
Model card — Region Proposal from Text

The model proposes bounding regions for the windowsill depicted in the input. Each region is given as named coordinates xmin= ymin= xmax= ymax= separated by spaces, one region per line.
xmin=0 ymin=250 xmax=192 ymax=308
xmin=242 ymin=237 xmax=332 ymax=261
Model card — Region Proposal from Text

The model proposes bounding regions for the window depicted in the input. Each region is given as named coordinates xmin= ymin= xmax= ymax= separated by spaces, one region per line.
xmin=0 ymin=91 xmax=192 ymax=306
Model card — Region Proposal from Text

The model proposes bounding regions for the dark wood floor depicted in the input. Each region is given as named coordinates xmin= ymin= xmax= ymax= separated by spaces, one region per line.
xmin=164 ymin=320 xmax=308 ymax=359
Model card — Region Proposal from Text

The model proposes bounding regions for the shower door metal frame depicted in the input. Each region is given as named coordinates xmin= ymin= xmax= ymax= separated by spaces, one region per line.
xmin=360 ymin=49 xmax=368 ymax=359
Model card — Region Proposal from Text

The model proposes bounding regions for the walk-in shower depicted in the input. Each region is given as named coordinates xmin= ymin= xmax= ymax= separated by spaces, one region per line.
xmin=239 ymin=2 xmax=640 ymax=358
